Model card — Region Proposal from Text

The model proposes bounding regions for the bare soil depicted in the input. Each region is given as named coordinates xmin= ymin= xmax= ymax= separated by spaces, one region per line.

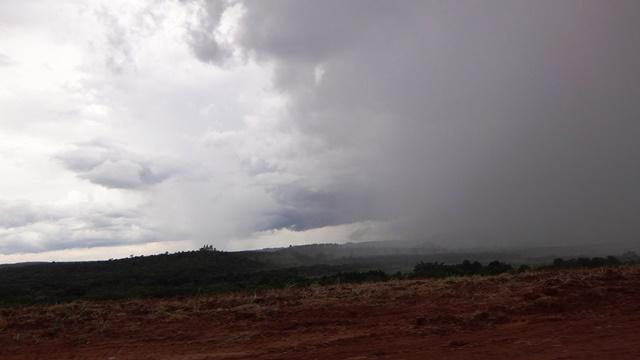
xmin=1 ymin=266 xmax=640 ymax=359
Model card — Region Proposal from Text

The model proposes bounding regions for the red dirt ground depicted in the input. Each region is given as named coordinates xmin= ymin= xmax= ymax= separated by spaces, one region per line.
xmin=1 ymin=266 xmax=640 ymax=359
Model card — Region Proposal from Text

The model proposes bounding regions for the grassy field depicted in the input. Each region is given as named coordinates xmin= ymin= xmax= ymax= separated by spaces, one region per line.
xmin=1 ymin=265 xmax=639 ymax=359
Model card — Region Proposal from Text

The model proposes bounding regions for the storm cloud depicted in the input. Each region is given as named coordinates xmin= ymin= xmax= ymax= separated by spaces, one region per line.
xmin=2 ymin=0 xmax=640 ymax=260
xmin=193 ymin=0 xmax=640 ymax=246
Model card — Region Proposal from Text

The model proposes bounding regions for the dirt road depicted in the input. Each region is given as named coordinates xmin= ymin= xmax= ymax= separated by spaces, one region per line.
xmin=2 ymin=267 xmax=639 ymax=359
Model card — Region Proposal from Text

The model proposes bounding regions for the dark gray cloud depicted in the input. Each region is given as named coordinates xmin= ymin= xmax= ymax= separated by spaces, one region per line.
xmin=258 ymin=184 xmax=381 ymax=231
xmin=56 ymin=141 xmax=178 ymax=190
xmin=189 ymin=0 xmax=640 ymax=247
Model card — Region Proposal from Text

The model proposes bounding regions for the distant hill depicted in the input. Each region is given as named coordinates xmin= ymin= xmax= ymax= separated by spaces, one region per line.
xmin=0 ymin=250 xmax=269 ymax=304
xmin=0 ymin=262 xmax=47 ymax=269
xmin=0 ymin=248 xmax=388 ymax=305
xmin=1 ymin=238 xmax=637 ymax=305
xmin=241 ymin=237 xmax=639 ymax=270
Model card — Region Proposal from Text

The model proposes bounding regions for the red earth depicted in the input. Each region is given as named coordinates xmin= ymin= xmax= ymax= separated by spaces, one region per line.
xmin=1 ymin=266 xmax=640 ymax=359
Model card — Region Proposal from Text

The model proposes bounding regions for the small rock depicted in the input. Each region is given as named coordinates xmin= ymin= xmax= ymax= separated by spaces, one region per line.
xmin=447 ymin=340 xmax=469 ymax=348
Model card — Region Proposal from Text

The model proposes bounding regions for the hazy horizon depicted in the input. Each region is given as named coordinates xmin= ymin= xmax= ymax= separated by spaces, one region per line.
xmin=2 ymin=0 xmax=640 ymax=263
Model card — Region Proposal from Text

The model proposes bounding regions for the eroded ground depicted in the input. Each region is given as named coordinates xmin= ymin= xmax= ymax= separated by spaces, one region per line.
xmin=1 ymin=266 xmax=640 ymax=359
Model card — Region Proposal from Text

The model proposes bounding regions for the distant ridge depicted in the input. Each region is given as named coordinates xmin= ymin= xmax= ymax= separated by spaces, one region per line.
xmin=0 ymin=262 xmax=48 ymax=269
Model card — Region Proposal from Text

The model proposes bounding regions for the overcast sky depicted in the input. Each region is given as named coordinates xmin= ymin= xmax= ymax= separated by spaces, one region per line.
xmin=1 ymin=0 xmax=639 ymax=262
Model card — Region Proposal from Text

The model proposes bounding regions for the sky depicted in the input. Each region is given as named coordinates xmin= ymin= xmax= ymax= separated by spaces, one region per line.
xmin=1 ymin=0 xmax=640 ymax=263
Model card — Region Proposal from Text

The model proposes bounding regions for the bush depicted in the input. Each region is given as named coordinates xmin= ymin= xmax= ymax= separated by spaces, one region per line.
xmin=412 ymin=260 xmax=512 ymax=279
xmin=550 ymin=256 xmax=620 ymax=270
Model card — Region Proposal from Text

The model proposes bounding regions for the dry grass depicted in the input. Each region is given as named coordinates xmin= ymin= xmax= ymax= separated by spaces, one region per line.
xmin=1 ymin=266 xmax=638 ymax=345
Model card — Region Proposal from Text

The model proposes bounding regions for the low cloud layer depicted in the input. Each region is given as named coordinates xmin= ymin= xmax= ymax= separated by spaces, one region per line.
xmin=0 ymin=200 xmax=160 ymax=254
xmin=0 ymin=201 xmax=59 ymax=229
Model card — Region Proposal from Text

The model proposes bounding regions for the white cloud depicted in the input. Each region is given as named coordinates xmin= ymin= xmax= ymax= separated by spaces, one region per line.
xmin=0 ymin=200 xmax=167 ymax=254
xmin=56 ymin=141 xmax=179 ymax=189
xmin=0 ymin=0 xmax=298 ymax=259
xmin=0 ymin=53 xmax=14 ymax=66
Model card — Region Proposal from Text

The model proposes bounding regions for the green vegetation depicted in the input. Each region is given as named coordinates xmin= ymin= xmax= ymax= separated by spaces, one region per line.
xmin=0 ymin=249 xmax=633 ymax=306
xmin=0 ymin=250 xmax=267 ymax=304
xmin=549 ymin=256 xmax=621 ymax=269
xmin=412 ymin=260 xmax=513 ymax=278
